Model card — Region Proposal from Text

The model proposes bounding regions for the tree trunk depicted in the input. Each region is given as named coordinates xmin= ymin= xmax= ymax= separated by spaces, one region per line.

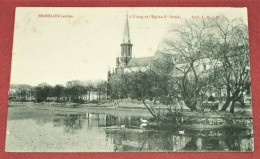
xmin=221 ymin=98 xmax=231 ymax=111
xmin=222 ymin=89 xmax=240 ymax=112
xmin=230 ymin=99 xmax=236 ymax=113
xmin=221 ymin=84 xmax=231 ymax=111
xmin=184 ymin=99 xmax=197 ymax=111
xmin=142 ymin=98 xmax=157 ymax=118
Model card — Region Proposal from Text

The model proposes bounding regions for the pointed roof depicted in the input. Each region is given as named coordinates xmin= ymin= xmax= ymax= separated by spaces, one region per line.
xmin=122 ymin=13 xmax=131 ymax=43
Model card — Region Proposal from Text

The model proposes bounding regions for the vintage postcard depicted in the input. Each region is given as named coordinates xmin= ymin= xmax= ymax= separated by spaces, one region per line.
xmin=6 ymin=7 xmax=253 ymax=152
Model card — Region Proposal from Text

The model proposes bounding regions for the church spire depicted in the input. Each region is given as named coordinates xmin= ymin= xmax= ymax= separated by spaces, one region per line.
xmin=120 ymin=12 xmax=133 ymax=65
xmin=123 ymin=13 xmax=131 ymax=43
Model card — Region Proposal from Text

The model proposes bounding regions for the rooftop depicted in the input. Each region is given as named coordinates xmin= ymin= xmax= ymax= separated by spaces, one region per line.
xmin=127 ymin=56 xmax=154 ymax=68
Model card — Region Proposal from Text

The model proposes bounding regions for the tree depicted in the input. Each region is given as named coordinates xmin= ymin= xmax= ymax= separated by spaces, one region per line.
xmin=207 ymin=17 xmax=250 ymax=113
xmin=85 ymin=80 xmax=94 ymax=101
xmin=51 ymin=84 xmax=65 ymax=102
xmin=108 ymin=73 xmax=127 ymax=100
xmin=94 ymin=80 xmax=107 ymax=101
xmin=129 ymin=69 xmax=159 ymax=117
xmin=34 ymin=84 xmax=52 ymax=102
xmin=66 ymin=80 xmax=86 ymax=103
xmin=161 ymin=19 xmax=214 ymax=111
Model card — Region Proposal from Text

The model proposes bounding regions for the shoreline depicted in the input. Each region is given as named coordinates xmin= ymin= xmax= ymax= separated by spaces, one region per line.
xmin=8 ymin=101 xmax=252 ymax=119
xmin=7 ymin=102 xmax=253 ymax=131
xmin=7 ymin=102 xmax=153 ymax=120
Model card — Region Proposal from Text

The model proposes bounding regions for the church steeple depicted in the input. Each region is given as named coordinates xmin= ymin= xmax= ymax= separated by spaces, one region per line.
xmin=120 ymin=13 xmax=133 ymax=65
xmin=123 ymin=13 xmax=131 ymax=43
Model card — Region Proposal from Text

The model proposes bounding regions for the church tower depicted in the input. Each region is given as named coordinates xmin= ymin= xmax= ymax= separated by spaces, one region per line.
xmin=120 ymin=13 xmax=133 ymax=65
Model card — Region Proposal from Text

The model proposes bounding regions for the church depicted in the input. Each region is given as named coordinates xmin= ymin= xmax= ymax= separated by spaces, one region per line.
xmin=107 ymin=14 xmax=155 ymax=79
xmin=106 ymin=14 xmax=225 ymax=101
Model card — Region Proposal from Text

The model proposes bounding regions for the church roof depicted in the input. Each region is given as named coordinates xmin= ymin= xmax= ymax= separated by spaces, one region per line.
xmin=127 ymin=56 xmax=154 ymax=67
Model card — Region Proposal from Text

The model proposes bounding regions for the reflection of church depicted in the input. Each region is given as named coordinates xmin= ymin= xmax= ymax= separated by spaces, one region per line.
xmin=107 ymin=14 xmax=155 ymax=78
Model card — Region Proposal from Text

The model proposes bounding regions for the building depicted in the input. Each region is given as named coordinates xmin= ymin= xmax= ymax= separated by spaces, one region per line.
xmin=107 ymin=14 xmax=216 ymax=77
xmin=107 ymin=14 xmax=154 ymax=78
xmin=9 ymin=84 xmax=34 ymax=101
xmin=107 ymin=14 xmax=230 ymax=102
xmin=106 ymin=14 xmax=158 ymax=99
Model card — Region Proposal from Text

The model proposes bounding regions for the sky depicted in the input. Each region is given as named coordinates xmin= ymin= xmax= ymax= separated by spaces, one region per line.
xmin=10 ymin=7 xmax=248 ymax=86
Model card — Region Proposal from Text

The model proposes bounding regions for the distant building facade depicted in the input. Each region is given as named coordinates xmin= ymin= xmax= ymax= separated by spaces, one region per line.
xmin=9 ymin=84 xmax=34 ymax=101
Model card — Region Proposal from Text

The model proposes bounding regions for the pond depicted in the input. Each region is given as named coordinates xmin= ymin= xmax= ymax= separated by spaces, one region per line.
xmin=5 ymin=107 xmax=253 ymax=152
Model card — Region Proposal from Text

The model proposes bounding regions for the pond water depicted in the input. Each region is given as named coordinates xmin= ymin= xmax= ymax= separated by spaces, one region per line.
xmin=6 ymin=109 xmax=253 ymax=152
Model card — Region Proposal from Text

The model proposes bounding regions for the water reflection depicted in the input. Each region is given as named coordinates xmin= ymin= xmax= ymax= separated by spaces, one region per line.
xmin=6 ymin=111 xmax=253 ymax=152
xmin=49 ymin=112 xmax=253 ymax=152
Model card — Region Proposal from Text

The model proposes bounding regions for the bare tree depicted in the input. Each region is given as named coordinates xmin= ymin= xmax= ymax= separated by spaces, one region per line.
xmin=51 ymin=84 xmax=65 ymax=102
xmin=161 ymin=19 xmax=214 ymax=111
xmin=208 ymin=17 xmax=250 ymax=113
xmin=94 ymin=80 xmax=107 ymax=101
